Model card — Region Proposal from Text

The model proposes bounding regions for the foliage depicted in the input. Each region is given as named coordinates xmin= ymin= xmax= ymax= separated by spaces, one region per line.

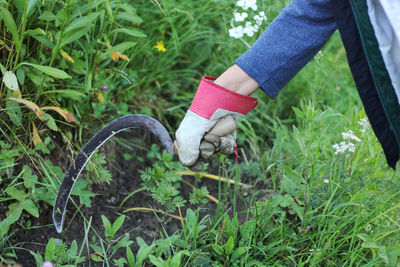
xmin=0 ymin=0 xmax=399 ymax=266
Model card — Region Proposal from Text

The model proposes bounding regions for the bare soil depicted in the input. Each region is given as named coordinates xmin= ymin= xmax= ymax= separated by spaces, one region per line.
xmin=8 ymin=130 xmax=263 ymax=266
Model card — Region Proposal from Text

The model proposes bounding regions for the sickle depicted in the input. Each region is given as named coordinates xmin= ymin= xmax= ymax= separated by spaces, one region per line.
xmin=52 ymin=114 xmax=174 ymax=233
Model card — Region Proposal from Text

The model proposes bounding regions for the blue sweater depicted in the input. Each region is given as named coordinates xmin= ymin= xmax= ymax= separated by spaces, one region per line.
xmin=235 ymin=0 xmax=337 ymax=98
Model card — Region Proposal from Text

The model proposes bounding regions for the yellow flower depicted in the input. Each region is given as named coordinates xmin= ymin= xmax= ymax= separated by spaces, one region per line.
xmin=154 ymin=41 xmax=166 ymax=52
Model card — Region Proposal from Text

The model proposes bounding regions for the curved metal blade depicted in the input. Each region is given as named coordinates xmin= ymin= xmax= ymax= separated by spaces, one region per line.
xmin=52 ymin=114 xmax=174 ymax=233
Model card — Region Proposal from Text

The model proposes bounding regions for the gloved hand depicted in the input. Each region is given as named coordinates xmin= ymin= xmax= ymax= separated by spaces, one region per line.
xmin=175 ymin=76 xmax=258 ymax=170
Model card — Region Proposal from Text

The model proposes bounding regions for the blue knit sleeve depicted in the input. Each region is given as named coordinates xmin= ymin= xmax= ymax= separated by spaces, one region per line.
xmin=234 ymin=0 xmax=337 ymax=98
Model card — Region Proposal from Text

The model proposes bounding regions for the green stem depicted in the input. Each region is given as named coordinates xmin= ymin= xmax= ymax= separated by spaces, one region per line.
xmin=12 ymin=1 xmax=28 ymax=71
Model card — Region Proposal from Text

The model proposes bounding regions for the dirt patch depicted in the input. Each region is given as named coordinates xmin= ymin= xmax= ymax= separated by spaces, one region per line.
xmin=9 ymin=130 xmax=257 ymax=265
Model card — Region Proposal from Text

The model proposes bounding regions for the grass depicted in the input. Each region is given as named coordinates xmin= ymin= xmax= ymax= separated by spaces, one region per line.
xmin=1 ymin=0 xmax=400 ymax=266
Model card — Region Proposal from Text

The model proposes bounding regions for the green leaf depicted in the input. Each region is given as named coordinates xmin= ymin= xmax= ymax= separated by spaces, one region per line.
xmin=284 ymin=166 xmax=306 ymax=184
xmin=0 ymin=62 xmax=6 ymax=75
xmin=0 ymin=6 xmax=20 ymax=48
xmin=108 ymin=41 xmax=136 ymax=53
xmin=101 ymin=215 xmax=112 ymax=239
xmin=232 ymin=247 xmax=248 ymax=258
xmin=0 ymin=210 xmax=21 ymax=238
xmin=5 ymin=187 xmax=26 ymax=201
xmin=116 ymin=13 xmax=143 ymax=23
xmin=19 ymin=62 xmax=71 ymax=79
xmin=170 ymin=250 xmax=190 ymax=266
xmin=23 ymin=199 xmax=39 ymax=218
xmin=60 ymin=27 xmax=91 ymax=48
xmin=31 ymin=251 xmax=44 ymax=267
xmin=16 ymin=67 xmax=25 ymax=85
xmin=211 ymin=244 xmax=223 ymax=255
xmin=26 ymin=0 xmax=38 ymax=17
xmin=112 ymin=215 xmax=126 ymax=236
xmin=39 ymin=10 xmax=56 ymax=21
xmin=24 ymin=28 xmax=46 ymax=36
xmin=90 ymin=254 xmax=103 ymax=262
xmin=136 ymin=237 xmax=155 ymax=266
xmin=149 ymin=255 xmax=164 ymax=267
xmin=40 ymin=89 xmax=85 ymax=100
xmin=68 ymin=240 xmax=78 ymax=257
xmin=126 ymin=246 xmax=135 ymax=267
xmin=65 ymin=13 xmax=99 ymax=33
xmin=112 ymin=28 xmax=147 ymax=38
xmin=3 ymin=71 xmax=18 ymax=90
xmin=42 ymin=113 xmax=58 ymax=131
xmin=225 ymin=236 xmax=235 ymax=255
xmin=45 ymin=238 xmax=56 ymax=262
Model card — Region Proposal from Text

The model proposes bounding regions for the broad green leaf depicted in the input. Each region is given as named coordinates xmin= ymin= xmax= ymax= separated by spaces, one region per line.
xmin=60 ymin=27 xmax=92 ymax=48
xmin=232 ymin=247 xmax=248 ymax=259
xmin=45 ymin=238 xmax=56 ymax=262
xmin=5 ymin=187 xmax=26 ymax=201
xmin=23 ymin=199 xmax=39 ymax=217
xmin=101 ymin=215 xmax=112 ymax=238
xmin=30 ymin=34 xmax=55 ymax=48
xmin=64 ymin=13 xmax=99 ymax=33
xmin=136 ymin=237 xmax=155 ymax=266
xmin=26 ymin=0 xmax=38 ymax=17
xmin=225 ymin=236 xmax=235 ymax=255
xmin=42 ymin=113 xmax=58 ymax=131
xmin=3 ymin=71 xmax=18 ymax=90
xmin=149 ymin=255 xmax=164 ymax=267
xmin=8 ymin=97 xmax=42 ymax=120
xmin=21 ymin=165 xmax=38 ymax=188
xmin=112 ymin=28 xmax=147 ymax=38
xmin=126 ymin=246 xmax=135 ymax=267
xmin=170 ymin=250 xmax=190 ymax=266
xmin=31 ymin=252 xmax=44 ymax=267
xmin=19 ymin=62 xmax=71 ymax=79
xmin=108 ymin=41 xmax=136 ymax=53
xmin=0 ymin=211 xmax=21 ymax=238
xmin=112 ymin=215 xmax=126 ymax=235
xmin=16 ymin=67 xmax=25 ymax=85
xmin=90 ymin=254 xmax=103 ymax=262
xmin=40 ymin=89 xmax=85 ymax=100
xmin=116 ymin=13 xmax=143 ymax=23
xmin=0 ymin=6 xmax=20 ymax=47
xmin=211 ymin=244 xmax=223 ymax=255
xmin=120 ymin=3 xmax=137 ymax=14
xmin=6 ymin=98 xmax=22 ymax=126
xmin=24 ymin=28 xmax=46 ymax=36
xmin=283 ymin=167 xmax=306 ymax=184
xmin=39 ymin=10 xmax=56 ymax=21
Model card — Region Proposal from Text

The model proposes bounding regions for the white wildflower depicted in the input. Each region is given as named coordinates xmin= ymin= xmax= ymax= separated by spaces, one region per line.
xmin=237 ymin=0 xmax=258 ymax=11
xmin=323 ymin=179 xmax=329 ymax=184
xmin=358 ymin=117 xmax=370 ymax=134
xmin=234 ymin=11 xmax=248 ymax=22
xmin=342 ymin=130 xmax=361 ymax=142
xmin=254 ymin=11 xmax=267 ymax=25
xmin=229 ymin=25 xmax=245 ymax=39
xmin=243 ymin=21 xmax=258 ymax=37
xmin=332 ymin=141 xmax=355 ymax=155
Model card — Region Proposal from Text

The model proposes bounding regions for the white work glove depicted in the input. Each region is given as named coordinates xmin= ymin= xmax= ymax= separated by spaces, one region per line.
xmin=175 ymin=76 xmax=258 ymax=170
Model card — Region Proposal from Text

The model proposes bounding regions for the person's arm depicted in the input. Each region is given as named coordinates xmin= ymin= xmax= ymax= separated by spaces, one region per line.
xmin=176 ymin=0 xmax=337 ymax=169
xmin=235 ymin=0 xmax=337 ymax=98
xmin=214 ymin=64 xmax=259 ymax=96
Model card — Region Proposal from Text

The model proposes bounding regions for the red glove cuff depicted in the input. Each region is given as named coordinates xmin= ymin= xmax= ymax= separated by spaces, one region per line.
xmin=189 ymin=76 xmax=258 ymax=120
